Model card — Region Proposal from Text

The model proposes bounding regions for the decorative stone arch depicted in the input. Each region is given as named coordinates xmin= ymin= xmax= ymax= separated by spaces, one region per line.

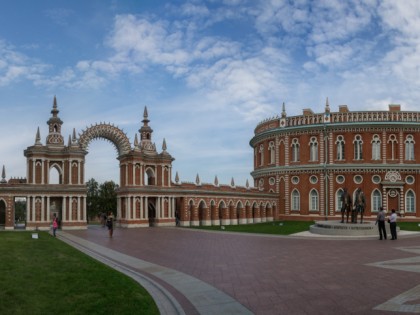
xmin=78 ymin=123 xmax=131 ymax=156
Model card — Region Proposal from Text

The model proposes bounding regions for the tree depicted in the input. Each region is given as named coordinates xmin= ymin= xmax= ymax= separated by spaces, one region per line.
xmin=99 ymin=180 xmax=118 ymax=216
xmin=86 ymin=178 xmax=100 ymax=220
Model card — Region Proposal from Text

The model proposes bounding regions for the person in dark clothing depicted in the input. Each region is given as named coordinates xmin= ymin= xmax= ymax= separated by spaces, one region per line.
xmin=106 ymin=212 xmax=114 ymax=238
xmin=376 ymin=207 xmax=387 ymax=240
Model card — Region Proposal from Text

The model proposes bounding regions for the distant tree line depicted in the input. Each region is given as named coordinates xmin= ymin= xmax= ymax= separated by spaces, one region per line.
xmin=86 ymin=178 xmax=118 ymax=221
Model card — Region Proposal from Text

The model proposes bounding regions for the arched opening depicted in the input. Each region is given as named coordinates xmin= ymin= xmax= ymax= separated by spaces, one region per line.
xmin=145 ymin=168 xmax=155 ymax=186
xmin=49 ymin=165 xmax=61 ymax=184
xmin=148 ymin=199 xmax=156 ymax=227
xmin=85 ymin=140 xmax=120 ymax=184
xmin=14 ymin=197 xmax=27 ymax=229
xmin=198 ymin=200 xmax=207 ymax=226
xmin=0 ymin=199 xmax=6 ymax=227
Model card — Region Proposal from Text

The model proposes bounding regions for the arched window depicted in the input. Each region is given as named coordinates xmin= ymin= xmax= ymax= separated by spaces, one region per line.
xmin=259 ymin=144 xmax=264 ymax=166
xmin=336 ymin=135 xmax=345 ymax=160
xmin=309 ymin=189 xmax=318 ymax=211
xmin=144 ymin=168 xmax=155 ymax=185
xmin=371 ymin=189 xmax=381 ymax=212
xmin=336 ymin=189 xmax=344 ymax=212
xmin=353 ymin=135 xmax=363 ymax=160
xmin=371 ymin=134 xmax=381 ymax=160
xmin=291 ymin=189 xmax=300 ymax=211
xmin=291 ymin=138 xmax=300 ymax=162
xmin=388 ymin=134 xmax=398 ymax=160
xmin=309 ymin=137 xmax=318 ymax=161
xmin=406 ymin=190 xmax=415 ymax=213
xmin=405 ymin=135 xmax=415 ymax=161
xmin=268 ymin=141 xmax=275 ymax=164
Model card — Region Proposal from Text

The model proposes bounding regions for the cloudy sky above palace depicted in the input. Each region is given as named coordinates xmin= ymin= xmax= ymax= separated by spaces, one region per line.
xmin=0 ymin=0 xmax=419 ymax=185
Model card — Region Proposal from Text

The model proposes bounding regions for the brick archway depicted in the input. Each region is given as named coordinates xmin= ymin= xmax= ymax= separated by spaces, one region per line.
xmin=78 ymin=123 xmax=131 ymax=156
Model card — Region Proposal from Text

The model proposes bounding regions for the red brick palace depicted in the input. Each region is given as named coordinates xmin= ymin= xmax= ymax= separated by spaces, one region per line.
xmin=1 ymin=97 xmax=420 ymax=230
xmin=251 ymin=99 xmax=420 ymax=221
xmin=0 ymin=97 xmax=276 ymax=230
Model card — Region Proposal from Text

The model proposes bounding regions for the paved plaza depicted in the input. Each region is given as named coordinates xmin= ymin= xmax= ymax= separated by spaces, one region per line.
xmin=60 ymin=226 xmax=420 ymax=314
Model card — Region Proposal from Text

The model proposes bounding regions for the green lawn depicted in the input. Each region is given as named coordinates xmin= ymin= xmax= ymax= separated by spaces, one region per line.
xmin=187 ymin=221 xmax=314 ymax=235
xmin=0 ymin=232 xmax=159 ymax=315
xmin=188 ymin=220 xmax=420 ymax=235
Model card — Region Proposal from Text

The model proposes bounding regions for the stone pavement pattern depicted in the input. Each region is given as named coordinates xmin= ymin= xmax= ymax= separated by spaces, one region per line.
xmin=64 ymin=226 xmax=420 ymax=314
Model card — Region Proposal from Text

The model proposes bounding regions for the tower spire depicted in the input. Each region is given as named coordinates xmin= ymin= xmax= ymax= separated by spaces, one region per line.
xmin=1 ymin=165 xmax=6 ymax=183
xmin=35 ymin=127 xmax=42 ymax=145
xmin=46 ymin=96 xmax=64 ymax=146
xmin=139 ymin=106 xmax=157 ymax=154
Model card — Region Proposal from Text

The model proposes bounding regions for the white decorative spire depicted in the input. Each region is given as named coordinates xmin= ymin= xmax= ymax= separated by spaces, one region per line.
xmin=1 ymin=165 xmax=6 ymax=183
xmin=175 ymin=171 xmax=179 ymax=184
xmin=214 ymin=175 xmax=219 ymax=186
xmin=35 ymin=127 xmax=42 ymax=145
xmin=195 ymin=173 xmax=200 ymax=185
xmin=231 ymin=177 xmax=235 ymax=188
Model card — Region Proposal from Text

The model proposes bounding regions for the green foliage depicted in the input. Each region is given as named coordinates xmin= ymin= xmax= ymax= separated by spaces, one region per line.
xmin=14 ymin=200 xmax=26 ymax=222
xmin=86 ymin=179 xmax=119 ymax=219
xmin=188 ymin=221 xmax=314 ymax=235
xmin=86 ymin=178 xmax=100 ymax=220
xmin=99 ymin=180 xmax=118 ymax=216
xmin=0 ymin=232 xmax=159 ymax=315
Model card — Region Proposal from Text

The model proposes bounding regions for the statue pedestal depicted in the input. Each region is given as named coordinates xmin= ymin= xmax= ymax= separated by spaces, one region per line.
xmin=310 ymin=220 xmax=397 ymax=236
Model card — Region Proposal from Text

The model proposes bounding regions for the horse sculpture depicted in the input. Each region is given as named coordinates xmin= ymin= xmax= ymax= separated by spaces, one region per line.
xmin=340 ymin=188 xmax=352 ymax=223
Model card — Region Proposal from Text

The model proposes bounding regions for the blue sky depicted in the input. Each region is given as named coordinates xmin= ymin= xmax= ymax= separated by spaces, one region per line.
xmin=1 ymin=0 xmax=420 ymax=186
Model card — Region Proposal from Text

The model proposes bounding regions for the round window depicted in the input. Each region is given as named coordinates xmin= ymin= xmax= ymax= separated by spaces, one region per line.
xmin=354 ymin=175 xmax=363 ymax=184
xmin=310 ymin=175 xmax=318 ymax=184
xmin=372 ymin=175 xmax=381 ymax=184
xmin=269 ymin=177 xmax=276 ymax=185
xmin=336 ymin=175 xmax=345 ymax=184
xmin=291 ymin=176 xmax=299 ymax=184
xmin=406 ymin=176 xmax=415 ymax=185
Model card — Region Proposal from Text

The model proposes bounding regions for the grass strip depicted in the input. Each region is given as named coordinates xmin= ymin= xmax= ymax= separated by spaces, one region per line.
xmin=0 ymin=231 xmax=159 ymax=315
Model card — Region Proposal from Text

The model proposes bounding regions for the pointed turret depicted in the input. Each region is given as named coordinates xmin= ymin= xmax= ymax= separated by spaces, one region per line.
xmin=214 ymin=175 xmax=219 ymax=187
xmin=134 ymin=133 xmax=139 ymax=150
xmin=1 ymin=165 xmax=6 ymax=183
xmin=175 ymin=171 xmax=179 ymax=184
xmin=231 ymin=177 xmax=235 ymax=188
xmin=35 ymin=127 xmax=42 ymax=146
xmin=246 ymin=179 xmax=250 ymax=189
xmin=324 ymin=97 xmax=331 ymax=123
xmin=46 ymin=96 xmax=64 ymax=146
xmin=162 ymin=138 xmax=167 ymax=151
xmin=280 ymin=102 xmax=287 ymax=128
xmin=281 ymin=102 xmax=286 ymax=118
xmin=325 ymin=97 xmax=330 ymax=112
xmin=195 ymin=173 xmax=200 ymax=186
xmin=139 ymin=106 xmax=157 ymax=154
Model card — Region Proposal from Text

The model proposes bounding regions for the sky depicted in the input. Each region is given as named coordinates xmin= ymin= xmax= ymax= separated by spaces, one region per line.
xmin=1 ymin=0 xmax=420 ymax=186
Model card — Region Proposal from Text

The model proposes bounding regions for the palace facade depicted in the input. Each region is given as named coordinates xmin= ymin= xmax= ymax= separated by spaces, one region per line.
xmin=251 ymin=99 xmax=420 ymax=221
xmin=1 ymin=97 xmax=420 ymax=231
xmin=0 ymin=97 xmax=276 ymax=230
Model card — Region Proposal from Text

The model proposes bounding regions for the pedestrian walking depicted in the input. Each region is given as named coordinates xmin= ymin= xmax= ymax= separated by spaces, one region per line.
xmin=106 ymin=212 xmax=114 ymax=238
xmin=389 ymin=209 xmax=398 ymax=240
xmin=52 ymin=214 xmax=58 ymax=237
xmin=376 ymin=207 xmax=387 ymax=240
